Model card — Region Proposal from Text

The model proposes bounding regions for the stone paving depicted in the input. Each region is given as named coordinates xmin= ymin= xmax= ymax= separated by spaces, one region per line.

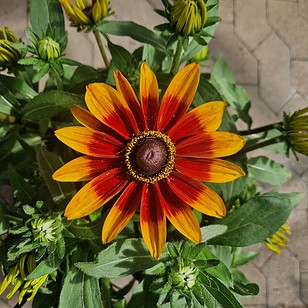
xmin=1 ymin=0 xmax=308 ymax=307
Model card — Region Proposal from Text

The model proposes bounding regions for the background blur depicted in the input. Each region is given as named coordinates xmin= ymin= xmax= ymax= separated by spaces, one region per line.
xmin=1 ymin=0 xmax=307 ymax=307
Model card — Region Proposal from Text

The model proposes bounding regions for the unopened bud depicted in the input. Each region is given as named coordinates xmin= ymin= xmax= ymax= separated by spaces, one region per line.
xmin=37 ymin=37 xmax=61 ymax=60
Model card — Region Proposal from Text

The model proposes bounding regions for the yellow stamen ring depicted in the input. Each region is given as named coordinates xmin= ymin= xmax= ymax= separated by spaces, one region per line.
xmin=125 ymin=130 xmax=176 ymax=184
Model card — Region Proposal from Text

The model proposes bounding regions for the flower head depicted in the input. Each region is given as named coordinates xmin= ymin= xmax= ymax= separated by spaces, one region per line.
xmin=0 ymin=26 xmax=22 ymax=68
xmin=53 ymin=62 xmax=245 ymax=259
xmin=59 ymin=0 xmax=109 ymax=30
xmin=37 ymin=37 xmax=61 ymax=60
xmin=284 ymin=107 xmax=308 ymax=157
xmin=0 ymin=254 xmax=48 ymax=304
xmin=171 ymin=0 xmax=207 ymax=36
xmin=265 ymin=223 xmax=291 ymax=254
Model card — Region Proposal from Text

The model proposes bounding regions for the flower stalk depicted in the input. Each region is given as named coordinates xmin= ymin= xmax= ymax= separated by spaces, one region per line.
xmin=239 ymin=122 xmax=283 ymax=136
xmin=243 ymin=135 xmax=284 ymax=153
xmin=94 ymin=30 xmax=109 ymax=68
xmin=171 ymin=39 xmax=182 ymax=73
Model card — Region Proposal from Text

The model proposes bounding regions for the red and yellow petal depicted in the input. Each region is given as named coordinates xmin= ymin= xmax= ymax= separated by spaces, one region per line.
xmin=140 ymin=62 xmax=159 ymax=130
xmin=114 ymin=71 xmax=145 ymax=131
xmin=64 ymin=168 xmax=129 ymax=220
xmin=102 ymin=181 xmax=142 ymax=243
xmin=71 ymin=104 xmax=124 ymax=140
xmin=140 ymin=183 xmax=166 ymax=260
xmin=52 ymin=156 xmax=123 ymax=182
xmin=157 ymin=63 xmax=200 ymax=132
xmin=55 ymin=126 xmax=123 ymax=158
xmin=158 ymin=181 xmax=201 ymax=243
xmin=166 ymin=171 xmax=226 ymax=218
xmin=175 ymin=157 xmax=245 ymax=183
xmin=176 ymin=131 xmax=246 ymax=158
xmin=168 ymin=101 xmax=226 ymax=142
xmin=71 ymin=104 xmax=105 ymax=131
xmin=85 ymin=83 xmax=139 ymax=139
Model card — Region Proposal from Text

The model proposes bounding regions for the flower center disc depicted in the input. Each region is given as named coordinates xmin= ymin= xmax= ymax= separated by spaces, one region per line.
xmin=125 ymin=131 xmax=176 ymax=183
xmin=133 ymin=139 xmax=167 ymax=176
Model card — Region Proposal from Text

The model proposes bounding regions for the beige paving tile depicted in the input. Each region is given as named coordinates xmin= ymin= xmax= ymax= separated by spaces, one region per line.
xmin=291 ymin=60 xmax=308 ymax=102
xmin=146 ymin=0 xmax=164 ymax=9
xmin=262 ymin=250 xmax=305 ymax=307
xmin=234 ymin=0 xmax=271 ymax=51
xmin=65 ymin=22 xmax=96 ymax=67
xmin=239 ymin=263 xmax=267 ymax=306
xmin=254 ymin=33 xmax=295 ymax=113
xmin=243 ymin=85 xmax=279 ymax=128
xmin=268 ymin=0 xmax=308 ymax=60
xmin=301 ymin=272 xmax=308 ymax=305
xmin=218 ymin=0 xmax=233 ymax=24
xmin=0 ymin=0 xmax=28 ymax=40
xmin=298 ymin=0 xmax=308 ymax=23
xmin=209 ymin=23 xmax=258 ymax=85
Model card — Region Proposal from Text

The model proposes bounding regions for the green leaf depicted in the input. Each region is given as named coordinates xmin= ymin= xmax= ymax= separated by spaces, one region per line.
xmin=25 ymin=27 xmax=40 ymax=45
xmin=0 ymin=75 xmax=38 ymax=100
xmin=0 ymin=80 xmax=22 ymax=115
xmin=232 ymin=280 xmax=259 ymax=296
xmin=195 ymin=245 xmax=232 ymax=285
xmin=181 ymin=40 xmax=204 ymax=63
xmin=192 ymin=272 xmax=243 ymax=308
xmin=59 ymin=268 xmax=103 ymax=308
xmin=68 ymin=220 xmax=102 ymax=240
xmin=68 ymin=65 xmax=105 ymax=93
xmin=210 ymin=57 xmax=252 ymax=127
xmin=0 ymin=203 xmax=9 ymax=235
xmin=233 ymin=249 xmax=259 ymax=267
xmin=18 ymin=57 xmax=41 ymax=66
xmin=7 ymin=165 xmax=35 ymax=203
xmin=126 ymin=279 xmax=159 ymax=308
xmin=193 ymin=74 xmax=223 ymax=107
xmin=209 ymin=193 xmax=302 ymax=246
xmin=32 ymin=62 xmax=50 ymax=83
xmin=27 ymin=253 xmax=62 ymax=279
xmin=97 ymin=21 xmax=169 ymax=54
xmin=211 ymin=56 xmax=235 ymax=83
xmin=248 ymin=156 xmax=292 ymax=186
xmin=30 ymin=0 xmax=65 ymax=40
xmin=108 ymin=39 xmax=133 ymax=72
xmin=21 ymin=90 xmax=83 ymax=121
xmin=201 ymin=225 xmax=228 ymax=242
xmin=76 ymin=239 xmax=158 ymax=279
xmin=36 ymin=147 xmax=76 ymax=204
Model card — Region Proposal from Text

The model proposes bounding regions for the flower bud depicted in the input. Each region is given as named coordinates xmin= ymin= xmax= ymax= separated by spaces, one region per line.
xmin=60 ymin=0 xmax=109 ymax=30
xmin=192 ymin=46 xmax=208 ymax=61
xmin=0 ymin=27 xmax=22 ymax=67
xmin=171 ymin=258 xmax=198 ymax=290
xmin=284 ymin=107 xmax=308 ymax=157
xmin=171 ymin=0 xmax=207 ymax=36
xmin=37 ymin=37 xmax=61 ymax=60
xmin=31 ymin=215 xmax=63 ymax=244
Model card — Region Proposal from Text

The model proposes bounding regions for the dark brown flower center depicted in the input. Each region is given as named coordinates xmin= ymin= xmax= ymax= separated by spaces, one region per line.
xmin=82 ymin=7 xmax=93 ymax=20
xmin=132 ymin=138 xmax=167 ymax=176
xmin=125 ymin=131 xmax=176 ymax=183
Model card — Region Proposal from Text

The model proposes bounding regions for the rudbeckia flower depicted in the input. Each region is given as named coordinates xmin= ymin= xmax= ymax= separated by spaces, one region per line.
xmin=53 ymin=63 xmax=245 ymax=259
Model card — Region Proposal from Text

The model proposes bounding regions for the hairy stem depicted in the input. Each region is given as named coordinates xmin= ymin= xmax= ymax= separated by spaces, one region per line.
xmin=94 ymin=30 xmax=110 ymax=68
xmin=171 ymin=39 xmax=183 ymax=74
xmin=101 ymin=277 xmax=111 ymax=308
xmin=50 ymin=66 xmax=63 ymax=90
xmin=243 ymin=135 xmax=285 ymax=153
xmin=239 ymin=122 xmax=283 ymax=136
